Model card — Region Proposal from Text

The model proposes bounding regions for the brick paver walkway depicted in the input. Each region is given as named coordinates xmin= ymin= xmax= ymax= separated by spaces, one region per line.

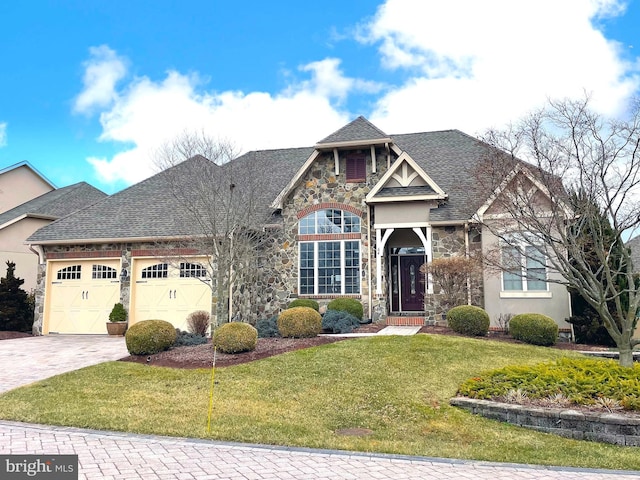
xmin=1 ymin=421 xmax=638 ymax=479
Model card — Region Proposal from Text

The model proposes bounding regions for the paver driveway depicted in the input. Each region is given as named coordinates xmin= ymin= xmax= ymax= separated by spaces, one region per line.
xmin=0 ymin=335 xmax=128 ymax=393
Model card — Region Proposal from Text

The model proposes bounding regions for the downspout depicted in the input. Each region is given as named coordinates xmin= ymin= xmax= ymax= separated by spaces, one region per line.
xmin=29 ymin=244 xmax=45 ymax=264
xmin=367 ymin=203 xmax=373 ymax=322
xmin=464 ymin=222 xmax=471 ymax=305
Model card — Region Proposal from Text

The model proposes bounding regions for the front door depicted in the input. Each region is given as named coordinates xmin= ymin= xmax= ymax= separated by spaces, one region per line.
xmin=400 ymin=256 xmax=424 ymax=311
xmin=390 ymin=253 xmax=426 ymax=312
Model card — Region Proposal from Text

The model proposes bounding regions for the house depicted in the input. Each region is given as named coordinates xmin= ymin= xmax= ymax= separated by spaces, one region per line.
xmin=27 ymin=117 xmax=572 ymax=335
xmin=0 ymin=180 xmax=106 ymax=292
xmin=0 ymin=161 xmax=56 ymax=214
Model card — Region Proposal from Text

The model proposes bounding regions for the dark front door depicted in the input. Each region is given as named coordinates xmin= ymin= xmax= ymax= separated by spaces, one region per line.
xmin=400 ymin=256 xmax=424 ymax=311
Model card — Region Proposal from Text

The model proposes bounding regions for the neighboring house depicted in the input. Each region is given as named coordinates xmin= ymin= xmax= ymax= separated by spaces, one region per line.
xmin=0 ymin=182 xmax=107 ymax=292
xmin=27 ymin=117 xmax=571 ymax=335
xmin=0 ymin=161 xmax=56 ymax=214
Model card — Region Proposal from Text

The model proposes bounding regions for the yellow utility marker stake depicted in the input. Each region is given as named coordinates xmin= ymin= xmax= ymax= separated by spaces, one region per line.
xmin=207 ymin=345 xmax=217 ymax=434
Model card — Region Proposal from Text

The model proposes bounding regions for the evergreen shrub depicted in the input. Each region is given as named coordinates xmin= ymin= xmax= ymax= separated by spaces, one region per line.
xmin=256 ymin=316 xmax=280 ymax=338
xmin=213 ymin=322 xmax=258 ymax=353
xmin=446 ymin=305 xmax=490 ymax=336
xmin=326 ymin=298 xmax=363 ymax=320
xmin=322 ymin=310 xmax=360 ymax=334
xmin=277 ymin=307 xmax=321 ymax=338
xmin=125 ymin=320 xmax=177 ymax=355
xmin=510 ymin=313 xmax=558 ymax=346
xmin=287 ymin=299 xmax=320 ymax=311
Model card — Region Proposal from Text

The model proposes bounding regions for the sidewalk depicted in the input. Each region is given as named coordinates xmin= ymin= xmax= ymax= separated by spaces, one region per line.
xmin=1 ymin=421 xmax=638 ymax=479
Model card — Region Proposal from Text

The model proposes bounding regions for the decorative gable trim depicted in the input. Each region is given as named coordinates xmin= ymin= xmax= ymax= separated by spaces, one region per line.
xmin=366 ymin=151 xmax=446 ymax=204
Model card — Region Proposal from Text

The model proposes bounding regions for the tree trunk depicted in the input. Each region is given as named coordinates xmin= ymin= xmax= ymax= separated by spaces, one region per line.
xmin=618 ymin=346 xmax=635 ymax=368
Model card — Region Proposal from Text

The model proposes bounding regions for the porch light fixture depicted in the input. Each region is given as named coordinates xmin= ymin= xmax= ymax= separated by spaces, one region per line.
xmin=120 ymin=268 xmax=129 ymax=282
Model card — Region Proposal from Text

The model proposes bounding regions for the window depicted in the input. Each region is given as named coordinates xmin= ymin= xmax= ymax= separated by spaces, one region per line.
xmin=299 ymin=241 xmax=360 ymax=294
xmin=298 ymin=209 xmax=361 ymax=295
xmin=502 ymin=244 xmax=547 ymax=291
xmin=346 ymin=154 xmax=366 ymax=182
xmin=92 ymin=264 xmax=117 ymax=279
xmin=298 ymin=209 xmax=360 ymax=234
xmin=180 ymin=262 xmax=207 ymax=278
xmin=57 ymin=265 xmax=81 ymax=280
xmin=141 ymin=263 xmax=168 ymax=279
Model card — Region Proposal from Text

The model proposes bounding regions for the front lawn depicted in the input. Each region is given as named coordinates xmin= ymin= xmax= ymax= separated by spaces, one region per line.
xmin=0 ymin=334 xmax=639 ymax=469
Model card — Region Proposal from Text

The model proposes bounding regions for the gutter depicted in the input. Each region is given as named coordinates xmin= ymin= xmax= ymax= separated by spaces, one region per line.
xmin=28 ymin=244 xmax=45 ymax=264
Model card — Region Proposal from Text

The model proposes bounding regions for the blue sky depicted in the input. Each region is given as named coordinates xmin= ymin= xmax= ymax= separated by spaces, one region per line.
xmin=1 ymin=0 xmax=639 ymax=194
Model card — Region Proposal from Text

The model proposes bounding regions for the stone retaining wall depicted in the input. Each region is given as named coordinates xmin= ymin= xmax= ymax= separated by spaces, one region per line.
xmin=450 ymin=397 xmax=640 ymax=447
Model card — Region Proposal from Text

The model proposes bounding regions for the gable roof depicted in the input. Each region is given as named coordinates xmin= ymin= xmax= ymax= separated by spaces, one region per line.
xmin=0 ymin=161 xmax=56 ymax=189
xmin=316 ymin=116 xmax=391 ymax=147
xmin=28 ymin=118 xmax=515 ymax=244
xmin=0 ymin=182 xmax=106 ymax=230
xmin=28 ymin=148 xmax=313 ymax=244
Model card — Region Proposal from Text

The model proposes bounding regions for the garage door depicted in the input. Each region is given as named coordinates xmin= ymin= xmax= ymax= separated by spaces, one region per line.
xmin=131 ymin=258 xmax=212 ymax=331
xmin=46 ymin=259 xmax=121 ymax=334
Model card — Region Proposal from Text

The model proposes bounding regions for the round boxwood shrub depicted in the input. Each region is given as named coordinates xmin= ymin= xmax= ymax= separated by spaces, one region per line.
xmin=326 ymin=298 xmax=363 ymax=320
xmin=446 ymin=305 xmax=490 ymax=336
xmin=509 ymin=313 xmax=558 ymax=346
xmin=277 ymin=307 xmax=322 ymax=338
xmin=287 ymin=299 xmax=320 ymax=311
xmin=125 ymin=319 xmax=177 ymax=355
xmin=322 ymin=310 xmax=360 ymax=334
xmin=213 ymin=322 xmax=258 ymax=353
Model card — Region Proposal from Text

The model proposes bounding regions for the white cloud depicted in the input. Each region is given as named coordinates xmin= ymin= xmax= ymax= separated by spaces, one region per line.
xmin=80 ymin=1 xmax=640 ymax=186
xmin=73 ymin=45 xmax=127 ymax=114
xmin=361 ymin=0 xmax=640 ymax=134
xmin=0 ymin=122 xmax=6 ymax=147
xmin=80 ymin=52 xmax=372 ymax=184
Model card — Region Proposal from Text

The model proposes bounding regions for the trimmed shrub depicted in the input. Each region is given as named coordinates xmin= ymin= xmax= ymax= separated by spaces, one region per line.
xmin=287 ymin=299 xmax=320 ymax=311
xmin=322 ymin=310 xmax=360 ymax=334
xmin=256 ymin=316 xmax=280 ymax=338
xmin=125 ymin=320 xmax=177 ymax=355
xmin=174 ymin=329 xmax=208 ymax=347
xmin=213 ymin=322 xmax=257 ymax=353
xmin=446 ymin=305 xmax=490 ymax=336
xmin=186 ymin=310 xmax=210 ymax=336
xmin=326 ymin=298 xmax=363 ymax=320
xmin=108 ymin=302 xmax=127 ymax=322
xmin=510 ymin=313 xmax=558 ymax=346
xmin=277 ymin=307 xmax=322 ymax=338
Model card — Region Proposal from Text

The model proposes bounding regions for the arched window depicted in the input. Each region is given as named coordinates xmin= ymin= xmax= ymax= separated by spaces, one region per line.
xmin=92 ymin=264 xmax=117 ymax=279
xmin=180 ymin=262 xmax=207 ymax=278
xmin=298 ymin=209 xmax=361 ymax=295
xmin=298 ymin=209 xmax=360 ymax=234
xmin=141 ymin=263 xmax=168 ymax=279
xmin=57 ymin=265 xmax=81 ymax=280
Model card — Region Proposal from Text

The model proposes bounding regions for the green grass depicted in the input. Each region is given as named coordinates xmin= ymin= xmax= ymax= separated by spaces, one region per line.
xmin=1 ymin=334 xmax=639 ymax=469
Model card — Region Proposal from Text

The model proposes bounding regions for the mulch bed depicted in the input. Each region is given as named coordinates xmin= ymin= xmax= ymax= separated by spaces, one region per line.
xmin=0 ymin=324 xmax=612 ymax=370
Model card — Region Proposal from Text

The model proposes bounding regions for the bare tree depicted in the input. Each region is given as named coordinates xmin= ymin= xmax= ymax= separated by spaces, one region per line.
xmin=476 ymin=96 xmax=640 ymax=366
xmin=421 ymin=256 xmax=480 ymax=313
xmin=153 ymin=132 xmax=276 ymax=327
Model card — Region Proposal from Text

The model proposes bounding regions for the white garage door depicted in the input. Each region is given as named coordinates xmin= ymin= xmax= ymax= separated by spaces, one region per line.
xmin=46 ymin=259 xmax=121 ymax=334
xmin=131 ymin=258 xmax=212 ymax=331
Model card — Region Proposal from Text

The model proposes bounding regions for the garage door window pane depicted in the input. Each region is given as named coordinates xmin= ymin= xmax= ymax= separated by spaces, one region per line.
xmin=141 ymin=263 xmax=168 ymax=279
xmin=180 ymin=262 xmax=206 ymax=278
xmin=57 ymin=265 xmax=81 ymax=280
xmin=92 ymin=264 xmax=117 ymax=279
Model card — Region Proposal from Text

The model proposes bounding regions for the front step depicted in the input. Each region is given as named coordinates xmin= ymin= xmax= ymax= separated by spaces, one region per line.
xmin=386 ymin=316 xmax=425 ymax=326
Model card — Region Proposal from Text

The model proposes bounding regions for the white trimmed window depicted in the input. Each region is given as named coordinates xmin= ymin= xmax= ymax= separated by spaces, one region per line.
xmin=298 ymin=209 xmax=361 ymax=295
xmin=299 ymin=241 xmax=360 ymax=295
xmin=502 ymin=244 xmax=547 ymax=291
